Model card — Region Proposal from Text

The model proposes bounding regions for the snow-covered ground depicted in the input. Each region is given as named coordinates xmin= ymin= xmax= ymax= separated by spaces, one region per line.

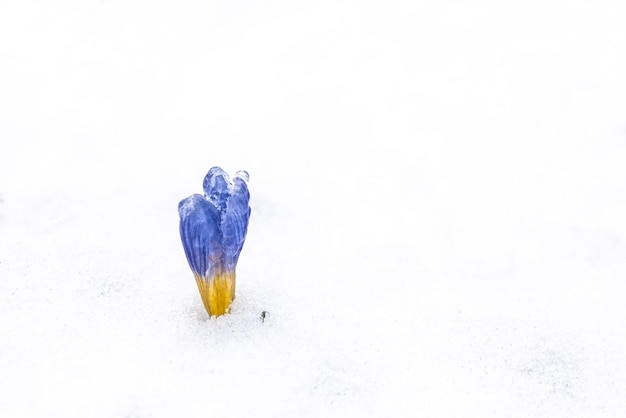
xmin=2 ymin=1 xmax=626 ymax=416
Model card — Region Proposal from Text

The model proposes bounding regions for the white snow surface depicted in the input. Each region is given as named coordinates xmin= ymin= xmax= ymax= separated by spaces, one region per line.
xmin=2 ymin=1 xmax=626 ymax=417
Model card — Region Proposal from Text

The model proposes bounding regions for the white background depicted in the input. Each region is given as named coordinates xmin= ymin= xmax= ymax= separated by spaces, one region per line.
xmin=1 ymin=1 xmax=626 ymax=416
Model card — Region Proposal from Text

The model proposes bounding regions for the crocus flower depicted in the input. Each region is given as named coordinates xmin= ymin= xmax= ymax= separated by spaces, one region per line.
xmin=178 ymin=167 xmax=251 ymax=317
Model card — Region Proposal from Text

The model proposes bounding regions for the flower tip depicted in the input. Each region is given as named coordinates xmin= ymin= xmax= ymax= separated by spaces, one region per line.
xmin=235 ymin=170 xmax=250 ymax=183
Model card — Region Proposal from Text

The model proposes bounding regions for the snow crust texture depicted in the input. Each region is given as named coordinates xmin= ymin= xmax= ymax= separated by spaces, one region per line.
xmin=1 ymin=1 xmax=626 ymax=417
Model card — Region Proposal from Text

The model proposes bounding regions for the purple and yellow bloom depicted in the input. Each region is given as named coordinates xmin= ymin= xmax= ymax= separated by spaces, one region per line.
xmin=178 ymin=167 xmax=251 ymax=317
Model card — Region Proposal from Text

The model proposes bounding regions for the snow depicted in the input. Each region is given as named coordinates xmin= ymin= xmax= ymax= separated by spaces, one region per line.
xmin=1 ymin=1 xmax=626 ymax=416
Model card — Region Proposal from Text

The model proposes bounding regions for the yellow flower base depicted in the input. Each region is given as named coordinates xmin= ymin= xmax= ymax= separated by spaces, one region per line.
xmin=195 ymin=272 xmax=236 ymax=317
